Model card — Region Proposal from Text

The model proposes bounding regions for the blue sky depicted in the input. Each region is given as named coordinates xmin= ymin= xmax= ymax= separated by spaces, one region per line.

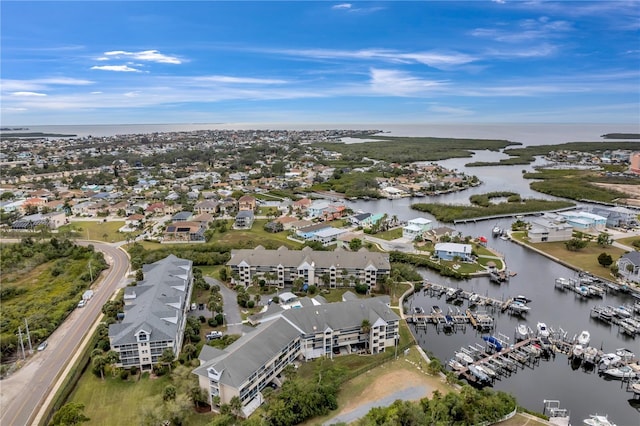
xmin=1 ymin=1 xmax=639 ymax=125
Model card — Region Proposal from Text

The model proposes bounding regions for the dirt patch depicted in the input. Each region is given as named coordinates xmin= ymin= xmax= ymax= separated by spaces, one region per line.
xmin=340 ymin=368 xmax=433 ymax=413
xmin=592 ymin=183 xmax=640 ymax=206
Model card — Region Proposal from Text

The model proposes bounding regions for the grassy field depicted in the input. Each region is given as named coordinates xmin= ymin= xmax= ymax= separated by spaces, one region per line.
xmin=512 ymin=233 xmax=625 ymax=280
xmin=68 ymin=371 xmax=213 ymax=426
xmin=210 ymin=219 xmax=302 ymax=249
xmin=614 ymin=235 xmax=640 ymax=249
xmin=374 ymin=228 xmax=404 ymax=240
xmin=60 ymin=220 xmax=131 ymax=242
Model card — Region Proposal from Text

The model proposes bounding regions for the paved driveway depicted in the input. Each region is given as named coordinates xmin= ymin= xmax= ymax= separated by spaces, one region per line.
xmin=205 ymin=277 xmax=244 ymax=335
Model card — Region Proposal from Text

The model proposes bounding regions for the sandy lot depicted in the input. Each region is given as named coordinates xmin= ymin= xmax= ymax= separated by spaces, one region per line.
xmin=592 ymin=183 xmax=640 ymax=206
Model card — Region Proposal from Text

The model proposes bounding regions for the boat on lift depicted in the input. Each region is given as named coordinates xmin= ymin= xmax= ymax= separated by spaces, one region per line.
xmin=515 ymin=323 xmax=530 ymax=341
xmin=537 ymin=322 xmax=550 ymax=338
xmin=577 ymin=330 xmax=591 ymax=346
xmin=602 ymin=365 xmax=637 ymax=379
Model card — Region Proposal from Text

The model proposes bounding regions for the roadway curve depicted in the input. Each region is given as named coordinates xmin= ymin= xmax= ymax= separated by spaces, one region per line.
xmin=0 ymin=241 xmax=130 ymax=426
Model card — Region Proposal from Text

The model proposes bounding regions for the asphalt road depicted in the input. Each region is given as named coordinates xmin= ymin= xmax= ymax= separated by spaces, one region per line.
xmin=0 ymin=241 xmax=130 ymax=426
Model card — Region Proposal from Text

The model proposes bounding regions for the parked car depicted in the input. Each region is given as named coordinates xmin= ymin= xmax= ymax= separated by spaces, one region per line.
xmin=190 ymin=303 xmax=197 ymax=311
xmin=37 ymin=341 xmax=48 ymax=351
xmin=206 ymin=331 xmax=223 ymax=341
xmin=78 ymin=300 xmax=86 ymax=308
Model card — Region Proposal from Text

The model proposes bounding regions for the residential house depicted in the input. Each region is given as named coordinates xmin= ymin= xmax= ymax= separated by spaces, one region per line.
xmin=527 ymin=217 xmax=574 ymax=243
xmin=234 ymin=210 xmax=254 ymax=229
xmin=163 ymin=221 xmax=206 ymax=243
xmin=146 ymin=202 xmax=169 ymax=216
xmin=238 ymin=195 xmax=257 ymax=211
xmin=296 ymin=223 xmax=331 ymax=240
xmin=193 ymin=296 xmax=399 ymax=418
xmin=402 ymin=217 xmax=433 ymax=240
xmin=591 ymin=206 xmax=638 ymax=228
xmin=71 ymin=201 xmax=97 ymax=216
xmin=292 ymin=198 xmax=312 ymax=212
xmin=311 ymin=227 xmax=347 ymax=245
xmin=274 ymin=216 xmax=299 ymax=230
xmin=172 ymin=211 xmax=193 ymax=222
xmin=349 ymin=212 xmax=385 ymax=228
xmin=109 ymin=255 xmax=194 ymax=370
xmin=557 ymin=211 xmax=607 ymax=232
xmin=11 ymin=211 xmax=66 ymax=230
xmin=618 ymin=252 xmax=640 ymax=283
xmin=194 ymin=200 xmax=219 ymax=215
xmin=434 ymin=242 xmax=473 ymax=262
xmin=22 ymin=197 xmax=48 ymax=212
xmin=227 ymin=246 xmax=390 ymax=291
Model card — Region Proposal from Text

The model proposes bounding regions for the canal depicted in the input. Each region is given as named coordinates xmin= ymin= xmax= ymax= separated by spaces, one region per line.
xmin=341 ymin=149 xmax=639 ymax=425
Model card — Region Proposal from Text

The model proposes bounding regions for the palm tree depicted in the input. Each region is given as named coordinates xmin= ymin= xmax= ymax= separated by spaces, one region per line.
xmin=229 ymin=396 xmax=243 ymax=418
xmin=360 ymin=319 xmax=372 ymax=354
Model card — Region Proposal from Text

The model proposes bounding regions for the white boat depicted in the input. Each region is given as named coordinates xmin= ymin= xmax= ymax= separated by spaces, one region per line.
xmin=613 ymin=305 xmax=632 ymax=318
xmin=571 ymin=344 xmax=584 ymax=359
xmin=455 ymin=351 xmax=474 ymax=365
xmin=577 ymin=330 xmax=591 ymax=346
xmin=537 ymin=322 xmax=550 ymax=338
xmin=583 ymin=346 xmax=598 ymax=365
xmin=509 ymin=301 xmax=531 ymax=314
xmin=468 ymin=364 xmax=490 ymax=382
xmin=583 ymin=414 xmax=617 ymax=426
xmin=492 ymin=225 xmax=501 ymax=237
xmin=602 ymin=365 xmax=637 ymax=379
xmin=599 ymin=353 xmax=621 ymax=368
xmin=448 ymin=358 xmax=464 ymax=370
xmin=476 ymin=364 xmax=496 ymax=378
xmin=615 ymin=348 xmax=636 ymax=361
xmin=575 ymin=285 xmax=590 ymax=297
xmin=619 ymin=318 xmax=637 ymax=336
xmin=514 ymin=295 xmax=532 ymax=304
xmin=516 ymin=324 xmax=530 ymax=341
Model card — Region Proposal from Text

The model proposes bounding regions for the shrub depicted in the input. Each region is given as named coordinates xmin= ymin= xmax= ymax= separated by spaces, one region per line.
xmin=208 ymin=318 xmax=218 ymax=327
xmin=199 ymin=315 xmax=206 ymax=323
xmin=130 ymin=366 xmax=138 ymax=376
xmin=120 ymin=369 xmax=129 ymax=380
xmin=247 ymin=300 xmax=255 ymax=308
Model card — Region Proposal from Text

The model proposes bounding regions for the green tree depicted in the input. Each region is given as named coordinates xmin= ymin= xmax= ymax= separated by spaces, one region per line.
xmin=360 ymin=319 xmax=371 ymax=353
xmin=229 ymin=395 xmax=243 ymax=418
xmin=349 ymin=238 xmax=362 ymax=251
xmin=92 ymin=355 xmax=107 ymax=380
xmin=160 ymin=348 xmax=175 ymax=373
xmin=597 ymin=253 xmax=613 ymax=268
xmin=163 ymin=384 xmax=177 ymax=401
xmin=565 ymin=238 xmax=588 ymax=251
xmin=51 ymin=402 xmax=90 ymax=425
xmin=597 ymin=231 xmax=613 ymax=247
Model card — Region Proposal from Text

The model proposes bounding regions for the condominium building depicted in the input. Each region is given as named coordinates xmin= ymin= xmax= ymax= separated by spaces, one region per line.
xmin=193 ymin=296 xmax=399 ymax=417
xmin=109 ymin=255 xmax=194 ymax=370
xmin=227 ymin=246 xmax=391 ymax=291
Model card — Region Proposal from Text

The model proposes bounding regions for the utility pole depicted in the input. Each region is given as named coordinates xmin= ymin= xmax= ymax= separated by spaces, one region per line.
xmin=17 ymin=327 xmax=25 ymax=359
xmin=25 ymin=318 xmax=33 ymax=353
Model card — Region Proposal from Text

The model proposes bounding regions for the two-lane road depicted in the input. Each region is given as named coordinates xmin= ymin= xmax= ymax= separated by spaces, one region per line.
xmin=0 ymin=241 xmax=130 ymax=426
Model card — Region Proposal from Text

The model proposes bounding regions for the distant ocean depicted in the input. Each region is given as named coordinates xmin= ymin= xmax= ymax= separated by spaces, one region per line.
xmin=5 ymin=122 xmax=640 ymax=147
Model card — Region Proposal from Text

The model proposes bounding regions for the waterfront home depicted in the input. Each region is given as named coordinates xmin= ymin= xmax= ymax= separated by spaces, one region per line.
xmin=591 ymin=206 xmax=637 ymax=228
xmin=403 ymin=217 xmax=433 ymax=240
xmin=528 ymin=216 xmax=574 ymax=243
xmin=227 ymin=245 xmax=390 ymax=290
xmin=109 ymin=255 xmax=193 ymax=370
xmin=171 ymin=211 xmax=193 ymax=222
xmin=434 ymin=242 xmax=473 ymax=262
xmin=311 ymin=227 xmax=347 ymax=245
xmin=193 ymin=296 xmax=399 ymax=418
xmin=296 ymin=223 xmax=331 ymax=240
xmin=292 ymin=197 xmax=312 ymax=212
xmin=349 ymin=212 xmax=385 ymax=228
xmin=618 ymin=251 xmax=640 ymax=283
xmin=558 ymin=211 xmax=607 ymax=232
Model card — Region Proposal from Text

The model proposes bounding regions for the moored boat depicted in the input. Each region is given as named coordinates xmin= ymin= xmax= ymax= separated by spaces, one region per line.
xmin=599 ymin=353 xmax=621 ymax=368
xmin=577 ymin=330 xmax=591 ymax=346
xmin=508 ymin=301 xmax=531 ymax=314
xmin=602 ymin=365 xmax=636 ymax=379
xmin=468 ymin=364 xmax=490 ymax=382
xmin=455 ymin=351 xmax=474 ymax=365
xmin=583 ymin=414 xmax=617 ymax=426
xmin=537 ymin=322 xmax=550 ymax=338
xmin=515 ymin=323 xmax=530 ymax=341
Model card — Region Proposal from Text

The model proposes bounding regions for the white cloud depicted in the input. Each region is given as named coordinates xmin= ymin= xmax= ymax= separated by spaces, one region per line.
xmin=96 ymin=57 xmax=109 ymax=61
xmin=428 ymin=104 xmax=474 ymax=116
xmin=369 ymin=69 xmax=448 ymax=96
xmin=11 ymin=91 xmax=47 ymax=97
xmin=332 ymin=3 xmax=351 ymax=9
xmin=268 ymin=48 xmax=476 ymax=69
xmin=91 ymin=65 xmax=142 ymax=72
xmin=2 ymin=107 xmax=28 ymax=111
xmin=492 ymin=0 xmax=506 ymax=3
xmin=90 ymin=91 xmax=103 ymax=94
xmin=1 ymin=77 xmax=93 ymax=92
xmin=103 ymin=49 xmax=182 ymax=64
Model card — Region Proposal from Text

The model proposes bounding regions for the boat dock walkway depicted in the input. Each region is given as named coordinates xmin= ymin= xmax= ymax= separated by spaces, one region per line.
xmin=452 ymin=337 xmax=545 ymax=384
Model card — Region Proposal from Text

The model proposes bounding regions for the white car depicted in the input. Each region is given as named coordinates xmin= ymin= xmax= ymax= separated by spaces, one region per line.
xmin=206 ymin=331 xmax=223 ymax=341
xmin=78 ymin=300 xmax=86 ymax=308
xmin=37 ymin=341 xmax=48 ymax=351
xmin=191 ymin=303 xmax=197 ymax=311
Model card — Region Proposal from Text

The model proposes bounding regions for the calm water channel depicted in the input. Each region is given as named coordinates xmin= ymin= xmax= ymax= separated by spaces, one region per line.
xmin=344 ymin=152 xmax=640 ymax=425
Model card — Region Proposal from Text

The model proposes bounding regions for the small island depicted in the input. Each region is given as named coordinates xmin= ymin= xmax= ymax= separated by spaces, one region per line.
xmin=0 ymin=132 xmax=77 ymax=139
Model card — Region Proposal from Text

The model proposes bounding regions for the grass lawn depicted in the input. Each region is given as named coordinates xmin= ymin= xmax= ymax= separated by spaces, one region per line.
xmin=197 ymin=265 xmax=224 ymax=280
xmin=477 ymin=256 xmax=504 ymax=270
xmin=212 ymin=219 xmax=302 ymax=249
xmin=69 ymin=371 xmax=213 ymax=426
xmin=374 ymin=228 xmax=404 ymax=240
xmin=614 ymin=235 xmax=639 ymax=249
xmin=512 ymin=233 xmax=626 ymax=280
xmin=60 ymin=220 xmax=131 ymax=242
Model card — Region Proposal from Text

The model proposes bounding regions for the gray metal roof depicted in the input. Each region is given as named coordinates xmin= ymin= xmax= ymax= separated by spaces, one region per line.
xmin=194 ymin=296 xmax=398 ymax=388
xmin=227 ymin=247 xmax=390 ymax=271
xmin=109 ymin=255 xmax=192 ymax=346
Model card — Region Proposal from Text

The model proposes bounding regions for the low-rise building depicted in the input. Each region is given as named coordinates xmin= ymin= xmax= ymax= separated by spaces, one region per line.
xmin=193 ymin=296 xmax=399 ymax=418
xmin=528 ymin=217 xmax=574 ymax=243
xmin=434 ymin=242 xmax=473 ymax=262
xmin=227 ymin=246 xmax=390 ymax=290
xmin=618 ymin=251 xmax=640 ymax=283
xmin=109 ymin=255 xmax=193 ymax=370
xmin=402 ymin=217 xmax=433 ymax=240
xmin=163 ymin=221 xmax=206 ymax=242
